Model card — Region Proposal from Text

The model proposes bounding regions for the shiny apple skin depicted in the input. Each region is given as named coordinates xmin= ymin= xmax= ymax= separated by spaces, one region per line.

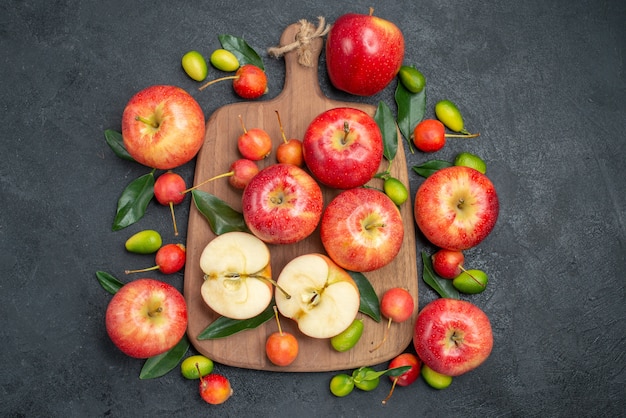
xmin=302 ymin=107 xmax=383 ymax=190
xmin=326 ymin=13 xmax=405 ymax=96
xmin=413 ymin=298 xmax=493 ymax=377
xmin=242 ymin=164 xmax=323 ymax=245
xmin=122 ymin=85 xmax=205 ymax=170
xmin=414 ymin=166 xmax=499 ymax=251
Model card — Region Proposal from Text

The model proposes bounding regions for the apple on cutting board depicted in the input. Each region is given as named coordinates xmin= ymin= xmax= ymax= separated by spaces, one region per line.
xmin=302 ymin=107 xmax=383 ymax=190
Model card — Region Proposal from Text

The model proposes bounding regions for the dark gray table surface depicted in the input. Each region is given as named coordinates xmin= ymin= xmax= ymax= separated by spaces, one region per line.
xmin=2 ymin=0 xmax=624 ymax=416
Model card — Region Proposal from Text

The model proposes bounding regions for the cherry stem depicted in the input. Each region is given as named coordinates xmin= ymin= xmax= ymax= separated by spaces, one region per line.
xmin=135 ymin=115 xmax=159 ymax=128
xmin=275 ymin=110 xmax=289 ymax=144
xmin=272 ymin=306 xmax=284 ymax=336
xmin=125 ymin=265 xmax=160 ymax=274
xmin=198 ymin=74 xmax=239 ymax=91
xmin=181 ymin=171 xmax=234 ymax=194
xmin=458 ymin=265 xmax=486 ymax=287
xmin=445 ymin=132 xmax=480 ymax=139
xmin=369 ymin=317 xmax=393 ymax=352
xmin=168 ymin=201 xmax=179 ymax=236
xmin=238 ymin=114 xmax=248 ymax=134
xmin=381 ymin=378 xmax=398 ymax=405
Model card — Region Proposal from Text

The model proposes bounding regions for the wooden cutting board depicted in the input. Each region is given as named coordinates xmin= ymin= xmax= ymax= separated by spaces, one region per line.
xmin=183 ymin=22 xmax=418 ymax=372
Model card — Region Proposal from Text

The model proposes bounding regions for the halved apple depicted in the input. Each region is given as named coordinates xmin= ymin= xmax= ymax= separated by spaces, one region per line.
xmin=200 ymin=231 xmax=272 ymax=320
xmin=275 ymin=253 xmax=360 ymax=339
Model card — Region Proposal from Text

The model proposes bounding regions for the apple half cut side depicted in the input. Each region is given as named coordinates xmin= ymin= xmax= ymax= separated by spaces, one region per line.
xmin=275 ymin=253 xmax=360 ymax=339
xmin=200 ymin=231 xmax=273 ymax=320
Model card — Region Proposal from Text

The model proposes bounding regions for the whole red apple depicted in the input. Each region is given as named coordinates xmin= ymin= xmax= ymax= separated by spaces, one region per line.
xmin=326 ymin=9 xmax=405 ymax=96
xmin=242 ymin=164 xmax=323 ymax=244
xmin=413 ymin=298 xmax=493 ymax=377
xmin=302 ymin=107 xmax=383 ymax=189
xmin=414 ymin=166 xmax=499 ymax=251
xmin=320 ymin=187 xmax=403 ymax=272
xmin=105 ymin=278 xmax=188 ymax=358
xmin=122 ymin=85 xmax=205 ymax=170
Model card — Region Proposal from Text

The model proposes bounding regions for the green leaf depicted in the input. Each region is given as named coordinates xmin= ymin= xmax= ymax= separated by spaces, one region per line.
xmin=139 ymin=335 xmax=190 ymax=380
xmin=218 ymin=34 xmax=264 ymax=70
xmin=95 ymin=271 xmax=124 ymax=294
xmin=197 ymin=304 xmax=275 ymax=339
xmin=112 ymin=171 xmax=155 ymax=231
xmin=348 ymin=271 xmax=381 ymax=322
xmin=374 ymin=101 xmax=398 ymax=162
xmin=395 ymin=82 xmax=427 ymax=154
xmin=412 ymin=160 xmax=453 ymax=178
xmin=192 ymin=190 xmax=249 ymax=235
xmin=385 ymin=365 xmax=412 ymax=377
xmin=421 ymin=251 xmax=460 ymax=299
xmin=104 ymin=129 xmax=135 ymax=162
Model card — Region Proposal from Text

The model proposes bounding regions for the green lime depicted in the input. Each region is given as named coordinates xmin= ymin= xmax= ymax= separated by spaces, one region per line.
xmin=454 ymin=152 xmax=487 ymax=174
xmin=181 ymin=50 xmax=208 ymax=82
xmin=435 ymin=100 xmax=466 ymax=133
xmin=398 ymin=66 xmax=426 ymax=93
xmin=383 ymin=177 xmax=409 ymax=206
xmin=180 ymin=355 xmax=214 ymax=379
xmin=210 ymin=49 xmax=240 ymax=72
xmin=329 ymin=374 xmax=354 ymax=397
xmin=421 ymin=364 xmax=453 ymax=389
xmin=330 ymin=319 xmax=364 ymax=352
xmin=353 ymin=367 xmax=380 ymax=391
xmin=125 ymin=230 xmax=162 ymax=254
xmin=452 ymin=269 xmax=488 ymax=294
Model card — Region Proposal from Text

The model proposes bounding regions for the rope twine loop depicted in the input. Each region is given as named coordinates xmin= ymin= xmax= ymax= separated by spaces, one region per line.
xmin=267 ymin=16 xmax=331 ymax=67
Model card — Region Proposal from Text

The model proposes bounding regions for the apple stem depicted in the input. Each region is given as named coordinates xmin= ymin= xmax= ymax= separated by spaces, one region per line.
xmin=381 ymin=377 xmax=398 ymax=405
xmin=275 ymin=110 xmax=289 ymax=144
xmin=125 ymin=265 xmax=160 ymax=274
xmin=148 ymin=306 xmax=163 ymax=317
xmin=196 ymin=363 xmax=203 ymax=380
xmin=181 ymin=171 xmax=235 ymax=194
xmin=342 ymin=121 xmax=351 ymax=145
xmin=135 ymin=115 xmax=159 ymax=128
xmin=369 ymin=7 xmax=375 ymax=17
xmin=198 ymin=74 xmax=239 ymax=91
xmin=445 ymin=132 xmax=480 ymax=139
xmin=365 ymin=222 xmax=386 ymax=231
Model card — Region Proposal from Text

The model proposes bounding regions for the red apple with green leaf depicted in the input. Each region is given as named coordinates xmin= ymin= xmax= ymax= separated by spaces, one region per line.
xmin=302 ymin=107 xmax=383 ymax=189
xmin=414 ymin=166 xmax=499 ymax=251
xmin=122 ymin=85 xmax=205 ymax=169
xmin=326 ymin=9 xmax=405 ymax=96
xmin=413 ymin=298 xmax=493 ymax=377
xmin=105 ymin=278 xmax=187 ymax=358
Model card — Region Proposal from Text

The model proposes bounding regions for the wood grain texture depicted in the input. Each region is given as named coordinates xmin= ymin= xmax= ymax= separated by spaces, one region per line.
xmin=183 ymin=22 xmax=418 ymax=372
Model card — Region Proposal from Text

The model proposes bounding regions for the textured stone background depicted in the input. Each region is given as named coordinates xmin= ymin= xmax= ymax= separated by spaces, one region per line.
xmin=1 ymin=0 xmax=624 ymax=416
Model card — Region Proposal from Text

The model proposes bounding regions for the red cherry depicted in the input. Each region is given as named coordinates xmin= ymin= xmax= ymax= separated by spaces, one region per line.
xmin=413 ymin=119 xmax=446 ymax=152
xmin=125 ymin=243 xmax=186 ymax=275
xmin=199 ymin=373 xmax=233 ymax=405
xmin=154 ymin=171 xmax=186 ymax=236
